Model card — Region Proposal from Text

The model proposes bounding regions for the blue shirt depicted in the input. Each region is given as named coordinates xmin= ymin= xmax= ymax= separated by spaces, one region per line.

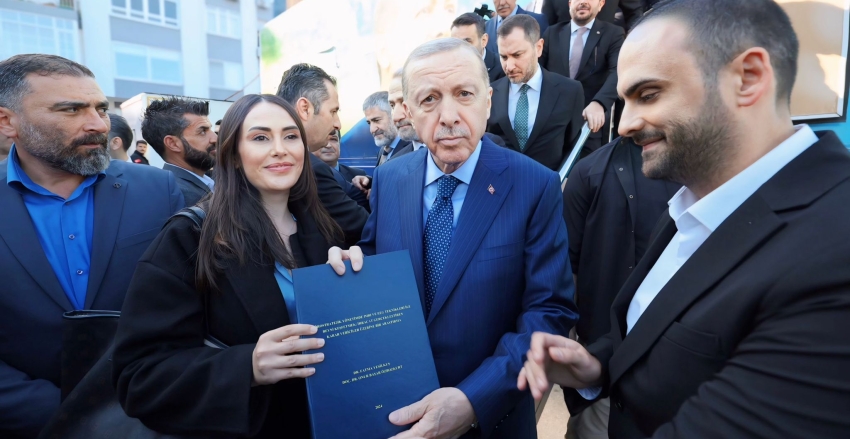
xmin=273 ymin=262 xmax=297 ymax=324
xmin=6 ymin=145 xmax=103 ymax=310
xmin=422 ymin=141 xmax=482 ymax=229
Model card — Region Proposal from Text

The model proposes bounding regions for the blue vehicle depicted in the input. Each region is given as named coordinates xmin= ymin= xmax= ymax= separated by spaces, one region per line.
xmin=339 ymin=118 xmax=379 ymax=176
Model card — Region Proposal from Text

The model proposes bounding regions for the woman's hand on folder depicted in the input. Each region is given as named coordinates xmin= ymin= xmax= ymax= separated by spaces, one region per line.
xmin=251 ymin=324 xmax=325 ymax=386
xmin=327 ymin=245 xmax=364 ymax=275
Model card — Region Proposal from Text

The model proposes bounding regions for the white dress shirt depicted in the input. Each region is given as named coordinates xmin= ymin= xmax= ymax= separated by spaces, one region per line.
xmin=569 ymin=19 xmax=595 ymax=59
xmin=578 ymin=124 xmax=818 ymax=400
xmin=508 ymin=64 xmax=543 ymax=134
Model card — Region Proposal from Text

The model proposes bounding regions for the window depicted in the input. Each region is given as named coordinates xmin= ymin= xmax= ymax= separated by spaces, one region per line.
xmin=113 ymin=42 xmax=182 ymax=84
xmin=0 ymin=9 xmax=79 ymax=61
xmin=207 ymin=7 xmax=240 ymax=39
xmin=209 ymin=60 xmax=243 ymax=90
xmin=112 ymin=0 xmax=178 ymax=27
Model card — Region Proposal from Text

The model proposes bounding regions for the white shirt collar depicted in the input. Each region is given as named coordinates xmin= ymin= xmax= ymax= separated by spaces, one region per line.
xmin=509 ymin=63 xmax=543 ymax=95
xmin=571 ymin=19 xmax=595 ymax=33
xmin=425 ymin=140 xmax=482 ymax=186
xmin=669 ymin=124 xmax=818 ymax=233
xmin=171 ymin=163 xmax=215 ymax=190
xmin=482 ymin=48 xmax=487 ymax=60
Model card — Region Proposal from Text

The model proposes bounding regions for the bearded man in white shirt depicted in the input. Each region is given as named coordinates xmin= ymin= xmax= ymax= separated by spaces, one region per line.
xmin=519 ymin=0 xmax=850 ymax=438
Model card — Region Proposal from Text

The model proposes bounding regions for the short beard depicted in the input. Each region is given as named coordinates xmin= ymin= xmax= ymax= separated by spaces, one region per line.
xmin=181 ymin=137 xmax=215 ymax=171
xmin=397 ymin=124 xmax=420 ymax=142
xmin=639 ymin=90 xmax=735 ymax=187
xmin=17 ymin=119 xmax=110 ymax=176
xmin=508 ymin=64 xmax=536 ymax=85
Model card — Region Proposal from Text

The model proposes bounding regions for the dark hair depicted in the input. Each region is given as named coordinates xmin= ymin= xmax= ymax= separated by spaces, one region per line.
xmin=0 ymin=54 xmax=94 ymax=111
xmin=136 ymin=140 xmax=147 ymax=145
xmin=215 ymin=119 xmax=222 ymax=126
xmin=635 ymin=0 xmax=799 ymax=102
xmin=452 ymin=12 xmax=486 ymax=37
xmin=108 ymin=113 xmax=133 ymax=152
xmin=141 ymin=97 xmax=209 ymax=158
xmin=497 ymin=14 xmax=540 ymax=44
xmin=275 ymin=63 xmax=337 ymax=114
xmin=196 ymin=94 xmax=343 ymax=293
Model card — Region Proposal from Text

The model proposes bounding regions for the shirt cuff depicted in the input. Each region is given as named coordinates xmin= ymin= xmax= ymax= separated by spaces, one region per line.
xmin=577 ymin=386 xmax=602 ymax=400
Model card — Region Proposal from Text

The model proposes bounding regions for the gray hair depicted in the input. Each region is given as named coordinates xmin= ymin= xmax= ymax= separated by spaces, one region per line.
xmin=362 ymin=91 xmax=391 ymax=116
xmin=0 ymin=54 xmax=94 ymax=111
xmin=402 ymin=38 xmax=488 ymax=100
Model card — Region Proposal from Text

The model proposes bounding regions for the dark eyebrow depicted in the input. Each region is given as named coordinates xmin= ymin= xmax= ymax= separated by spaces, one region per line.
xmin=196 ymin=124 xmax=211 ymax=133
xmin=51 ymin=100 xmax=108 ymax=110
xmin=247 ymin=125 xmax=299 ymax=132
xmin=621 ymin=78 xmax=664 ymax=100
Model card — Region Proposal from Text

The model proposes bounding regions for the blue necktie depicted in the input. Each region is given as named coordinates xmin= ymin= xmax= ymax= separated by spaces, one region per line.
xmin=423 ymin=175 xmax=461 ymax=315
xmin=515 ymin=84 xmax=530 ymax=151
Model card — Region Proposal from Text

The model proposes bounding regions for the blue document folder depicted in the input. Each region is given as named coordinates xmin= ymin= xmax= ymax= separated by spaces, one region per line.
xmin=293 ymin=251 xmax=440 ymax=439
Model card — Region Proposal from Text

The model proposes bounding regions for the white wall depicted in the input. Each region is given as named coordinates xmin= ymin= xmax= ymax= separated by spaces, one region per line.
xmin=79 ymin=0 xmax=115 ymax=96
xmin=240 ymin=0 xmax=261 ymax=95
xmin=180 ymin=0 xmax=210 ymax=97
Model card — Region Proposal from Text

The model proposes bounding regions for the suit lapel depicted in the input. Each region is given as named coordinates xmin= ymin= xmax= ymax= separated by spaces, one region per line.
xmin=492 ymin=80 xmax=521 ymax=150
xmin=608 ymin=194 xmax=783 ymax=385
xmin=226 ymin=261 xmax=290 ymax=334
xmin=525 ymin=70 xmax=560 ymax=149
xmin=558 ymin=24 xmax=573 ymax=77
xmin=165 ymin=164 xmax=210 ymax=194
xmin=611 ymin=139 xmax=638 ymax=228
xmin=427 ymin=141 xmax=511 ymax=324
xmin=0 ymin=179 xmax=72 ymax=310
xmin=577 ymin=21 xmax=603 ymax=79
xmin=398 ymin=151 xmax=428 ymax=303
xmin=85 ymin=172 xmax=127 ymax=308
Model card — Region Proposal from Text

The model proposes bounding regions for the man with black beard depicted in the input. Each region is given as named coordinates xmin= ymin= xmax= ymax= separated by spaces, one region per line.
xmin=520 ymin=1 xmax=850 ymax=437
xmin=0 ymin=54 xmax=183 ymax=437
xmin=142 ymin=97 xmax=218 ymax=207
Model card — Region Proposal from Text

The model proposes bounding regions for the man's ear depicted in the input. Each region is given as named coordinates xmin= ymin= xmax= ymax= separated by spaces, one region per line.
xmin=109 ymin=137 xmax=121 ymax=151
xmin=296 ymin=97 xmax=313 ymax=122
xmin=163 ymin=135 xmax=183 ymax=154
xmin=0 ymin=107 xmax=19 ymax=139
xmin=733 ymin=47 xmax=772 ymax=108
xmin=535 ymin=38 xmax=544 ymax=57
xmin=481 ymin=33 xmax=489 ymax=49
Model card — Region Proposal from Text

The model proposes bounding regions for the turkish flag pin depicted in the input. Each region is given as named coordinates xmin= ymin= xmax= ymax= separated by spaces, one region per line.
xmin=488 ymin=184 xmax=495 ymax=195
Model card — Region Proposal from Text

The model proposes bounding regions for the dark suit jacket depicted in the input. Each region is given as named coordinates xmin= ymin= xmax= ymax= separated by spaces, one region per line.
xmin=113 ymin=203 xmax=338 ymax=438
xmin=309 ymin=154 xmax=368 ymax=247
xmin=129 ymin=151 xmax=149 ymax=165
xmin=163 ymin=163 xmax=211 ymax=207
xmin=582 ymin=132 xmax=850 ymax=438
xmin=541 ymin=19 xmax=624 ymax=112
xmin=484 ymin=48 xmax=506 ymax=83
xmin=485 ymin=6 xmax=549 ymax=55
xmin=358 ymin=138 xmax=578 ymax=437
xmin=338 ymin=163 xmax=366 ymax=182
xmin=542 ymin=0 xmax=644 ymax=30
xmin=0 ymin=160 xmax=183 ymax=438
xmin=486 ymin=68 xmax=585 ymax=171
xmin=375 ymin=139 xmax=414 ymax=167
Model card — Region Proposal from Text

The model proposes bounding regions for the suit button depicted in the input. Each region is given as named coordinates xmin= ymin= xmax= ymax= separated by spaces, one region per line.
xmin=616 ymin=401 xmax=624 ymax=410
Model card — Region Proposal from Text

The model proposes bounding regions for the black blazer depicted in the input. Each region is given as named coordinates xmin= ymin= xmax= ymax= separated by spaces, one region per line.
xmin=541 ymin=19 xmax=624 ymax=111
xmin=113 ymin=203 xmax=338 ymax=439
xmin=338 ymin=163 xmax=366 ymax=182
xmin=309 ymin=154 xmax=368 ymax=247
xmin=486 ymin=68 xmax=585 ymax=171
xmin=484 ymin=48 xmax=506 ymax=83
xmin=485 ymin=6 xmax=549 ymax=55
xmin=542 ymin=0 xmax=644 ymax=30
xmin=581 ymin=132 xmax=850 ymax=438
xmin=163 ymin=163 xmax=211 ymax=207
xmin=130 ymin=151 xmax=149 ymax=165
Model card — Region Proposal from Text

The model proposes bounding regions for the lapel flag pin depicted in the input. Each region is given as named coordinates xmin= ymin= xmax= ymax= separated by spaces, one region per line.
xmin=488 ymin=184 xmax=495 ymax=195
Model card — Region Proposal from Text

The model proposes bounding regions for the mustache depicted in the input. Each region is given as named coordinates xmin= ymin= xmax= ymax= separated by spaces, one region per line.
xmin=632 ymin=129 xmax=666 ymax=146
xmin=70 ymin=133 xmax=108 ymax=149
xmin=434 ymin=126 xmax=471 ymax=140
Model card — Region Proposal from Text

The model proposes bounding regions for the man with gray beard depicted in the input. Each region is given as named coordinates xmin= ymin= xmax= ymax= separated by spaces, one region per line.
xmin=363 ymin=91 xmax=410 ymax=166
xmin=0 ymin=54 xmax=184 ymax=438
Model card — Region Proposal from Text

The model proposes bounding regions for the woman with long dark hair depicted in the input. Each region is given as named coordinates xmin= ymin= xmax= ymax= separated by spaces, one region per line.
xmin=112 ymin=94 xmax=351 ymax=437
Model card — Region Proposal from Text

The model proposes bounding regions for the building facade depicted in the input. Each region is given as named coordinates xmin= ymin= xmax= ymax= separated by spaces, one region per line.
xmin=0 ymin=0 xmax=274 ymax=105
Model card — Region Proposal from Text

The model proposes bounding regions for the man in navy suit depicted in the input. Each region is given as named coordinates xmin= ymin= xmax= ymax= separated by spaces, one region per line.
xmin=485 ymin=0 xmax=549 ymax=55
xmin=331 ymin=38 xmax=577 ymax=438
xmin=0 ymin=54 xmax=184 ymax=438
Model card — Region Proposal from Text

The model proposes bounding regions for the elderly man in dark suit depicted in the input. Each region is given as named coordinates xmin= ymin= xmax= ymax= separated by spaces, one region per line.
xmin=486 ymin=15 xmax=585 ymax=171
xmin=521 ymin=1 xmax=850 ymax=437
xmin=331 ymin=36 xmax=578 ymax=439
xmin=0 ymin=54 xmax=183 ymax=438
xmin=485 ymin=0 xmax=549 ymax=55
xmin=541 ymin=0 xmax=625 ymax=154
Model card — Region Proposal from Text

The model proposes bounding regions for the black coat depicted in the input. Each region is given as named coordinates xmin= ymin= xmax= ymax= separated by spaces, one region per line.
xmin=113 ymin=203 xmax=338 ymax=438
xmin=338 ymin=163 xmax=366 ymax=183
xmin=309 ymin=154 xmax=368 ymax=247
xmin=129 ymin=151 xmax=149 ymax=165
xmin=484 ymin=48 xmax=506 ymax=83
xmin=540 ymin=19 xmax=624 ymax=112
xmin=580 ymin=132 xmax=850 ymax=438
xmin=163 ymin=163 xmax=211 ymax=207
xmin=486 ymin=68 xmax=585 ymax=171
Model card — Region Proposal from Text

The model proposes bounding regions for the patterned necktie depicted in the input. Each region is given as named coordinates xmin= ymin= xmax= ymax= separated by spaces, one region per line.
xmin=378 ymin=144 xmax=392 ymax=166
xmin=515 ymin=84 xmax=530 ymax=151
xmin=569 ymin=27 xmax=589 ymax=79
xmin=423 ymin=175 xmax=461 ymax=315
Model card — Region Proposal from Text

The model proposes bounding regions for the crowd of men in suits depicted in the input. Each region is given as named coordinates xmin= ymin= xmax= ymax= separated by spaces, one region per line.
xmin=2 ymin=0 xmax=850 ymax=438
